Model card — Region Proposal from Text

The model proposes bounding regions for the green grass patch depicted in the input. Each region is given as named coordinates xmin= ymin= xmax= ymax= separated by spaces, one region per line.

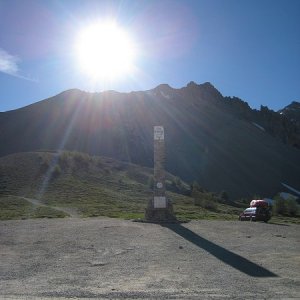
xmin=1 ymin=151 xmax=299 ymax=224
xmin=0 ymin=196 xmax=33 ymax=220
xmin=0 ymin=196 xmax=68 ymax=220
xmin=32 ymin=206 xmax=68 ymax=219
xmin=269 ymin=215 xmax=300 ymax=225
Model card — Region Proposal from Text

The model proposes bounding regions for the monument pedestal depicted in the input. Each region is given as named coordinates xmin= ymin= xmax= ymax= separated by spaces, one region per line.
xmin=145 ymin=198 xmax=176 ymax=222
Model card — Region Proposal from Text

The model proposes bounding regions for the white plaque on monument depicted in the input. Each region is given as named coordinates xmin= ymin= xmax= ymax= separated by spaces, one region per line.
xmin=154 ymin=196 xmax=167 ymax=208
xmin=154 ymin=126 xmax=164 ymax=140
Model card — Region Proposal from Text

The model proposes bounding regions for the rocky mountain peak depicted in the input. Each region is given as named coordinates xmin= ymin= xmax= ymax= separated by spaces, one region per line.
xmin=154 ymin=83 xmax=173 ymax=92
xmin=278 ymin=101 xmax=300 ymax=125
xmin=186 ymin=81 xmax=215 ymax=90
xmin=279 ymin=101 xmax=300 ymax=111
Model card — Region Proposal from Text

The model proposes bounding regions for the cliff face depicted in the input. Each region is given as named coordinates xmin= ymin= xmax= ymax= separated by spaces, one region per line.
xmin=0 ymin=82 xmax=299 ymax=199
xmin=223 ymin=97 xmax=300 ymax=149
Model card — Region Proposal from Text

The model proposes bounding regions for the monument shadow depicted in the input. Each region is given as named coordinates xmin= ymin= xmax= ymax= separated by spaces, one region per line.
xmin=163 ymin=223 xmax=277 ymax=278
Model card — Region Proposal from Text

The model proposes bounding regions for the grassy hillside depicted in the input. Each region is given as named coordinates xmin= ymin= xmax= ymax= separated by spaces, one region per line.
xmin=0 ymin=151 xmax=245 ymax=221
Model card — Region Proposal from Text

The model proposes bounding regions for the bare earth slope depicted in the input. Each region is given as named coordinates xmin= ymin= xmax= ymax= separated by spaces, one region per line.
xmin=0 ymin=218 xmax=299 ymax=299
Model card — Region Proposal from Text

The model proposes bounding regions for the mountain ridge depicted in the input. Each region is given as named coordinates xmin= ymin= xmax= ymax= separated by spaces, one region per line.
xmin=0 ymin=82 xmax=299 ymax=199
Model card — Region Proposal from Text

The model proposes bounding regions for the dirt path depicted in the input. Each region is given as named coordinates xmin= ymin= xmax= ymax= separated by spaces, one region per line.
xmin=0 ymin=219 xmax=299 ymax=299
xmin=21 ymin=197 xmax=80 ymax=218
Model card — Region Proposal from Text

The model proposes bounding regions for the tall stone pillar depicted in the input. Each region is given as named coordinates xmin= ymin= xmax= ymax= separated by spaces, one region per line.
xmin=145 ymin=126 xmax=176 ymax=222
xmin=154 ymin=126 xmax=166 ymax=208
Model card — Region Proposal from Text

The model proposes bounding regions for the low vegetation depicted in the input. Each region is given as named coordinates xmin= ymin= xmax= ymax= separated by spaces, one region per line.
xmin=273 ymin=195 xmax=298 ymax=217
xmin=0 ymin=151 xmax=299 ymax=223
xmin=0 ymin=195 xmax=68 ymax=220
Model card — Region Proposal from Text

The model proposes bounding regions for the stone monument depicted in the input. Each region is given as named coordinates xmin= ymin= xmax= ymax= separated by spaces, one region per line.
xmin=145 ymin=126 xmax=176 ymax=222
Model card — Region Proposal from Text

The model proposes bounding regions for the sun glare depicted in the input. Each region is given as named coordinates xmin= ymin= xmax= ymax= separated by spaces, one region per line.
xmin=75 ymin=21 xmax=137 ymax=80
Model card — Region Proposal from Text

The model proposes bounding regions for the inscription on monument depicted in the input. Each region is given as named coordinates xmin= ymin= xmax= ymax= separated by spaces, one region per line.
xmin=154 ymin=196 xmax=167 ymax=208
xmin=154 ymin=126 xmax=164 ymax=140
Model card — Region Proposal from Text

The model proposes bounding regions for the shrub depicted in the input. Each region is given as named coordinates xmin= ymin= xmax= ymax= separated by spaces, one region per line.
xmin=167 ymin=177 xmax=189 ymax=195
xmin=172 ymin=177 xmax=182 ymax=187
xmin=194 ymin=198 xmax=217 ymax=211
xmin=73 ymin=152 xmax=90 ymax=169
xmin=273 ymin=195 xmax=299 ymax=216
xmin=126 ymin=169 xmax=148 ymax=184
xmin=39 ymin=161 xmax=49 ymax=174
xmin=147 ymin=176 xmax=154 ymax=189
xmin=52 ymin=165 xmax=61 ymax=178
xmin=220 ymin=191 xmax=229 ymax=202
xmin=103 ymin=168 xmax=111 ymax=175
xmin=286 ymin=198 xmax=298 ymax=216
xmin=203 ymin=199 xmax=217 ymax=211
xmin=240 ymin=198 xmax=249 ymax=204
xmin=97 ymin=159 xmax=104 ymax=168
xmin=191 ymin=181 xmax=205 ymax=197
xmin=58 ymin=152 xmax=70 ymax=169
xmin=273 ymin=196 xmax=286 ymax=215
xmin=194 ymin=192 xmax=218 ymax=211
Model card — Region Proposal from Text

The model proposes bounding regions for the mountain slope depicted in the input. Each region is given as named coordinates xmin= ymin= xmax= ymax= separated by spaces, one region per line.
xmin=0 ymin=151 xmax=240 ymax=220
xmin=0 ymin=83 xmax=299 ymax=199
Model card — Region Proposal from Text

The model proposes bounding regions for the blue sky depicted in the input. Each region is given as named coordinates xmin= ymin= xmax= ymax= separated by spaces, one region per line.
xmin=0 ymin=0 xmax=299 ymax=112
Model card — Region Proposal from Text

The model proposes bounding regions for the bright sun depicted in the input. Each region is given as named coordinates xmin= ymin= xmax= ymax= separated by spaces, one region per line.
xmin=75 ymin=21 xmax=137 ymax=80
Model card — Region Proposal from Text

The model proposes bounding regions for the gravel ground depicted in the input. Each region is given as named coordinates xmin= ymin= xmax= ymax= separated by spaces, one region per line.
xmin=0 ymin=218 xmax=299 ymax=299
